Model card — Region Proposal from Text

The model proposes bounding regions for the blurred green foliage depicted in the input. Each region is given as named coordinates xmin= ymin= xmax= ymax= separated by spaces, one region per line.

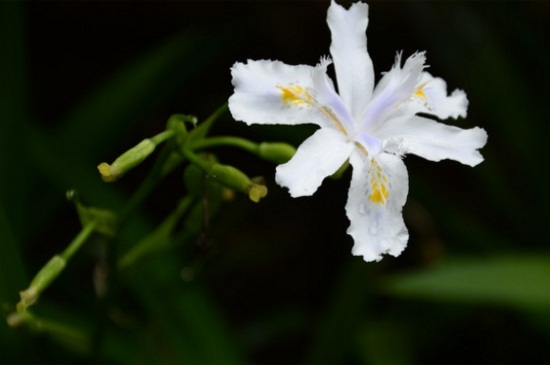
xmin=1 ymin=1 xmax=549 ymax=363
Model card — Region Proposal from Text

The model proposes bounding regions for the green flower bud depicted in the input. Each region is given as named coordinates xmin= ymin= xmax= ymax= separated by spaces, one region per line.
xmin=210 ymin=164 xmax=267 ymax=203
xmin=258 ymin=142 xmax=296 ymax=164
xmin=17 ymin=255 xmax=66 ymax=312
xmin=98 ymin=139 xmax=156 ymax=182
xmin=210 ymin=164 xmax=249 ymax=191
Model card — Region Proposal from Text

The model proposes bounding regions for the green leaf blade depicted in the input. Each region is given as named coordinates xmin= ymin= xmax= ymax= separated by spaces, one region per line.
xmin=386 ymin=255 xmax=550 ymax=311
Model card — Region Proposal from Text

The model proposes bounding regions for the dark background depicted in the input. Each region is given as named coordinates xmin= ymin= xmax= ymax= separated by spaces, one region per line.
xmin=1 ymin=1 xmax=549 ymax=363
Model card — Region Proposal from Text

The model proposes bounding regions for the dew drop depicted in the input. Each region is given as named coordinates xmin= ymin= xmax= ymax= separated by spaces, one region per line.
xmin=358 ymin=203 xmax=366 ymax=215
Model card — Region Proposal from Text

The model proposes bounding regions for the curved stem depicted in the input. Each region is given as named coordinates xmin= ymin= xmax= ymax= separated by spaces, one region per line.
xmin=60 ymin=222 xmax=97 ymax=261
xmin=149 ymin=129 xmax=175 ymax=145
xmin=119 ymin=145 xmax=174 ymax=222
xmin=118 ymin=195 xmax=195 ymax=270
xmin=181 ymin=147 xmax=210 ymax=171
xmin=198 ymin=102 xmax=228 ymax=133
xmin=191 ymin=136 xmax=259 ymax=154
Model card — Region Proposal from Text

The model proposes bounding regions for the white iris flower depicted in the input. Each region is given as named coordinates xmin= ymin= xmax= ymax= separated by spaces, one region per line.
xmin=228 ymin=1 xmax=487 ymax=262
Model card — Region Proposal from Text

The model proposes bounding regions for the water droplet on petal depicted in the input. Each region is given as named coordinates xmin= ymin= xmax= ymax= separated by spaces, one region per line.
xmin=358 ymin=203 xmax=366 ymax=215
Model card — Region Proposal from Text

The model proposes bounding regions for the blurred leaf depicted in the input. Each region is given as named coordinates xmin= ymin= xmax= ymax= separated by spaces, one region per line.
xmin=0 ymin=0 xmax=28 ymax=314
xmin=23 ymin=28 xmax=216 ymax=206
xmin=55 ymin=31 xmax=225 ymax=159
xmin=386 ymin=255 xmax=550 ymax=311
xmin=306 ymin=258 xmax=370 ymax=364
xmin=356 ymin=318 xmax=413 ymax=364
xmin=241 ymin=308 xmax=306 ymax=354
xmin=175 ymin=285 xmax=246 ymax=364
xmin=25 ymin=127 xmax=126 ymax=210
xmin=126 ymin=255 xmax=246 ymax=364
xmin=0 ymin=0 xmax=33 ymax=239
xmin=0 ymin=204 xmax=27 ymax=313
xmin=404 ymin=2 xmax=548 ymax=238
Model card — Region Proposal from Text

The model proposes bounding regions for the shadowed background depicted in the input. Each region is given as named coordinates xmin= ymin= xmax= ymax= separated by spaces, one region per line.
xmin=1 ymin=1 xmax=549 ymax=363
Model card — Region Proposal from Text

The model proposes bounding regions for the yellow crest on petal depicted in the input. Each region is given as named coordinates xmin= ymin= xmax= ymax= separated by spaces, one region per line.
xmin=414 ymin=82 xmax=428 ymax=101
xmin=368 ymin=159 xmax=389 ymax=204
xmin=277 ymin=84 xmax=348 ymax=136
xmin=277 ymin=85 xmax=313 ymax=107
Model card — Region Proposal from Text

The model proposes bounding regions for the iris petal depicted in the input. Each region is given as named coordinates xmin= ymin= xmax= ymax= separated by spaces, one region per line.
xmin=327 ymin=0 xmax=375 ymax=121
xmin=275 ymin=128 xmax=353 ymax=197
xmin=229 ymin=60 xmax=326 ymax=127
xmin=345 ymin=150 xmax=409 ymax=262
xmin=410 ymin=72 xmax=469 ymax=119
xmin=376 ymin=115 xmax=488 ymax=167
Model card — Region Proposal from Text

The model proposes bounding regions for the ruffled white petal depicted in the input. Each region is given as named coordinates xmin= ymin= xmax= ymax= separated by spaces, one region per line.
xmin=361 ymin=52 xmax=426 ymax=131
xmin=346 ymin=150 xmax=409 ymax=262
xmin=377 ymin=115 xmax=488 ymax=166
xmin=275 ymin=128 xmax=353 ymax=197
xmin=410 ymin=72 xmax=468 ymax=119
xmin=229 ymin=60 xmax=326 ymax=127
xmin=327 ymin=0 xmax=374 ymax=121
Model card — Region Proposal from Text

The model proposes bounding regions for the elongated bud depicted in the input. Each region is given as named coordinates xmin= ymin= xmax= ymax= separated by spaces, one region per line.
xmin=17 ymin=256 xmax=66 ymax=312
xmin=98 ymin=139 xmax=156 ymax=182
xmin=210 ymin=164 xmax=267 ymax=203
xmin=258 ymin=142 xmax=296 ymax=164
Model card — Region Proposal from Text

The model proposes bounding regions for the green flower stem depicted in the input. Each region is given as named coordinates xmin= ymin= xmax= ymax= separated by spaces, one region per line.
xmin=149 ymin=129 xmax=175 ymax=145
xmin=16 ymin=221 xmax=97 ymax=313
xmin=60 ymin=221 xmax=97 ymax=261
xmin=119 ymin=145 xmax=176 ymax=222
xmin=188 ymin=103 xmax=228 ymax=141
xmin=119 ymin=105 xmax=228 ymax=222
xmin=7 ymin=310 xmax=90 ymax=353
xmin=181 ymin=147 xmax=210 ymax=170
xmin=191 ymin=137 xmax=296 ymax=164
xmin=181 ymin=148 xmax=267 ymax=202
xmin=331 ymin=159 xmax=350 ymax=180
xmin=191 ymin=136 xmax=258 ymax=154
xmin=115 ymin=106 xmax=230 ymax=267
xmin=118 ymin=195 xmax=195 ymax=269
